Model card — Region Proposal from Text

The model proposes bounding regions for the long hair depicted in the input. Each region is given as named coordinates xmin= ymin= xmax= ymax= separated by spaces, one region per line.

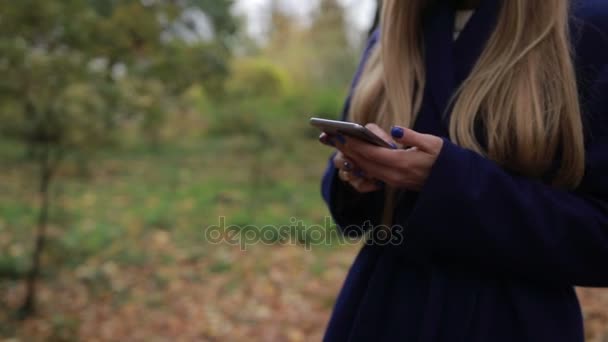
xmin=349 ymin=0 xmax=585 ymax=189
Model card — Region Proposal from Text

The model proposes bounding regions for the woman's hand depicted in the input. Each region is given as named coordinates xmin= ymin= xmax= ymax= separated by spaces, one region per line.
xmin=333 ymin=150 xmax=383 ymax=193
xmin=322 ymin=124 xmax=444 ymax=192
xmin=320 ymin=133 xmax=383 ymax=193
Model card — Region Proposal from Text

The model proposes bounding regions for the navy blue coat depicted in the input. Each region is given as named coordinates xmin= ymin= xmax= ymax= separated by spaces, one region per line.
xmin=321 ymin=0 xmax=608 ymax=341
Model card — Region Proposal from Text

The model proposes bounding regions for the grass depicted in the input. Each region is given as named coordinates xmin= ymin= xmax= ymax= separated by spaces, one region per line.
xmin=0 ymin=133 xmax=333 ymax=246
xmin=0 ymin=130 xmax=360 ymax=340
xmin=1 ymin=129 xmax=607 ymax=341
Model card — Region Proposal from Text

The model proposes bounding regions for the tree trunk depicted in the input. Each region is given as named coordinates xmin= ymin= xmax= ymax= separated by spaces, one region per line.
xmin=18 ymin=146 xmax=54 ymax=319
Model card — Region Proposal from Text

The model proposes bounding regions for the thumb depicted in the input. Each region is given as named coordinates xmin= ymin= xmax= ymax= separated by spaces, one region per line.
xmin=390 ymin=126 xmax=435 ymax=153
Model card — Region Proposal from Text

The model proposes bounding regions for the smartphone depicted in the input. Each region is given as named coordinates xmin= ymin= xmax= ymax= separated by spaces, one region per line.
xmin=310 ymin=117 xmax=394 ymax=149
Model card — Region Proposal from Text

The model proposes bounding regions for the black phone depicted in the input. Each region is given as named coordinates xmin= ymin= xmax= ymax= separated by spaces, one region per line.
xmin=309 ymin=117 xmax=394 ymax=149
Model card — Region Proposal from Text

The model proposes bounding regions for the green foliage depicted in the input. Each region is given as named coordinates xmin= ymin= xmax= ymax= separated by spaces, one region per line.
xmin=186 ymin=0 xmax=238 ymax=38
xmin=0 ymin=0 xmax=372 ymax=337
xmin=263 ymin=0 xmax=358 ymax=88
xmin=226 ymin=57 xmax=292 ymax=99
xmin=0 ymin=43 xmax=111 ymax=149
xmin=308 ymin=0 xmax=357 ymax=86
xmin=0 ymin=0 xmax=241 ymax=318
xmin=0 ymin=255 xmax=26 ymax=280
xmin=182 ymin=84 xmax=212 ymax=114
xmin=0 ymin=0 xmax=238 ymax=153
xmin=304 ymin=88 xmax=347 ymax=120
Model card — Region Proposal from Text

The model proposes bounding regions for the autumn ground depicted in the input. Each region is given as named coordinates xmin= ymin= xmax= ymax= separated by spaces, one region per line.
xmin=1 ymin=135 xmax=607 ymax=341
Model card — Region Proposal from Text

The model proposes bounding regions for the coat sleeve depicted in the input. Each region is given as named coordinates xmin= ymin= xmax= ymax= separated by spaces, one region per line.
xmin=404 ymin=65 xmax=608 ymax=287
xmin=321 ymin=30 xmax=386 ymax=235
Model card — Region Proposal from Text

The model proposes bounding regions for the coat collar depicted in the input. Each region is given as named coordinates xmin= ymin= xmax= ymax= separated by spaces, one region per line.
xmin=422 ymin=0 xmax=502 ymax=122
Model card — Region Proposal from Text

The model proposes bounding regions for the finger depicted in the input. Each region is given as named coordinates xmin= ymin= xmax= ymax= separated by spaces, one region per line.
xmin=390 ymin=126 xmax=443 ymax=154
xmin=319 ymin=133 xmax=336 ymax=147
xmin=333 ymin=151 xmax=345 ymax=168
xmin=342 ymin=136 xmax=402 ymax=168
xmin=333 ymin=152 xmax=357 ymax=172
xmin=344 ymin=150 xmax=388 ymax=181
xmin=337 ymin=135 xmax=409 ymax=175
xmin=338 ymin=169 xmax=352 ymax=182
xmin=333 ymin=147 xmax=380 ymax=179
xmin=336 ymin=153 xmax=379 ymax=184
xmin=347 ymin=151 xmax=415 ymax=188
xmin=345 ymin=144 xmax=428 ymax=185
xmin=350 ymin=178 xmax=382 ymax=193
xmin=331 ymin=135 xmax=350 ymax=156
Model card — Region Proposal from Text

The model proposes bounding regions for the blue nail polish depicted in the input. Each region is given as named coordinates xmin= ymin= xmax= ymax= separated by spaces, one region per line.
xmin=354 ymin=170 xmax=366 ymax=178
xmin=390 ymin=143 xmax=398 ymax=149
xmin=391 ymin=126 xmax=404 ymax=139
xmin=336 ymin=134 xmax=346 ymax=145
xmin=343 ymin=161 xmax=353 ymax=171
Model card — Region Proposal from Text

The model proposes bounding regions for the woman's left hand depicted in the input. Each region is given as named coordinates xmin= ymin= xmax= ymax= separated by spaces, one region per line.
xmin=336 ymin=124 xmax=444 ymax=192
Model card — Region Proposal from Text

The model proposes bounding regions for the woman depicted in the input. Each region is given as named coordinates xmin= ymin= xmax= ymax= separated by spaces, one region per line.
xmin=319 ymin=0 xmax=608 ymax=341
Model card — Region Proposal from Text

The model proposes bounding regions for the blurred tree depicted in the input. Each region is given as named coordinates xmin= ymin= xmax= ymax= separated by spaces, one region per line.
xmin=155 ymin=0 xmax=237 ymax=97
xmin=261 ymin=0 xmax=356 ymax=89
xmin=307 ymin=0 xmax=356 ymax=87
xmin=310 ymin=0 xmax=350 ymax=46
xmin=267 ymin=0 xmax=296 ymax=48
xmin=189 ymin=0 xmax=238 ymax=41
xmin=226 ymin=57 xmax=292 ymax=99
xmin=0 ymin=0 xmax=238 ymax=318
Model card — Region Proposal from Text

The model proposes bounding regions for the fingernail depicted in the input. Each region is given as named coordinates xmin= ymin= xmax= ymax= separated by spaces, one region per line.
xmin=319 ymin=134 xmax=335 ymax=147
xmin=391 ymin=126 xmax=404 ymax=139
xmin=336 ymin=134 xmax=346 ymax=145
xmin=390 ymin=143 xmax=398 ymax=149
xmin=319 ymin=133 xmax=328 ymax=143
xmin=343 ymin=161 xmax=353 ymax=171
xmin=354 ymin=170 xmax=366 ymax=178
xmin=375 ymin=180 xmax=385 ymax=188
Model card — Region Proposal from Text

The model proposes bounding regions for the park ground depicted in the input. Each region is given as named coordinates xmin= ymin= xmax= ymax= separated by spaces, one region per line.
xmin=1 ymin=135 xmax=607 ymax=341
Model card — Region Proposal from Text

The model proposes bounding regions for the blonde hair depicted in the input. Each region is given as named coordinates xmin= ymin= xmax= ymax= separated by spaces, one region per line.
xmin=350 ymin=0 xmax=585 ymax=189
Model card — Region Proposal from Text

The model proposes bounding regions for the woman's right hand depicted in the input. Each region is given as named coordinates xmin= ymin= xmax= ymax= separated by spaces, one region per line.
xmin=320 ymin=132 xmax=383 ymax=193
